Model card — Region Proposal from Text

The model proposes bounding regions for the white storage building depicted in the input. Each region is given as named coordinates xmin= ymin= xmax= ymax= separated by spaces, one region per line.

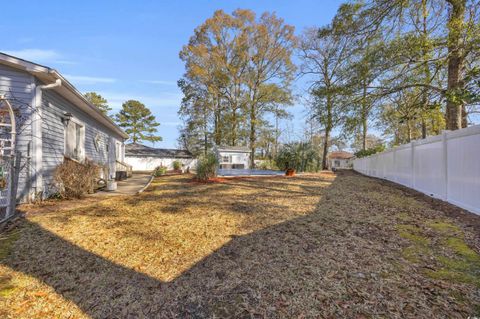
xmin=124 ymin=143 xmax=197 ymax=172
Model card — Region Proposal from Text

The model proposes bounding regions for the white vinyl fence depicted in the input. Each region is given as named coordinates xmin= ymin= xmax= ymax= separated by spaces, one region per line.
xmin=353 ymin=125 xmax=480 ymax=215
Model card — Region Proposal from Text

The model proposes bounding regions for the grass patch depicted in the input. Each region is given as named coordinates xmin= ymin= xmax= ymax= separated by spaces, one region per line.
xmin=0 ymin=231 xmax=19 ymax=260
xmin=426 ymin=267 xmax=480 ymax=287
xmin=426 ymin=220 xmax=462 ymax=236
xmin=0 ymin=231 xmax=20 ymax=298
xmin=399 ymin=218 xmax=480 ymax=288
xmin=402 ymin=245 xmax=429 ymax=264
xmin=445 ymin=237 xmax=480 ymax=262
xmin=426 ymin=237 xmax=480 ymax=287
xmin=397 ymin=224 xmax=430 ymax=246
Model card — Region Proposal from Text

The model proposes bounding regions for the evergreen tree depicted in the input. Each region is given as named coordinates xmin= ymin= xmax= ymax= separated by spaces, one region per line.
xmin=114 ymin=100 xmax=162 ymax=144
xmin=84 ymin=92 xmax=112 ymax=115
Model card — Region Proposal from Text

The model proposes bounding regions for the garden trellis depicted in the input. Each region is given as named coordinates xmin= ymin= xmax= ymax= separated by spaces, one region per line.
xmin=0 ymin=95 xmax=21 ymax=222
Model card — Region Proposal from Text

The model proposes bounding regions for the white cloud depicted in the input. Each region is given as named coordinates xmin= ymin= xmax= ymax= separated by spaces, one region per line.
xmin=3 ymin=48 xmax=60 ymax=61
xmin=162 ymin=121 xmax=181 ymax=126
xmin=64 ymin=74 xmax=117 ymax=85
xmin=102 ymin=91 xmax=182 ymax=110
xmin=3 ymin=48 xmax=76 ymax=65
xmin=141 ymin=80 xmax=177 ymax=86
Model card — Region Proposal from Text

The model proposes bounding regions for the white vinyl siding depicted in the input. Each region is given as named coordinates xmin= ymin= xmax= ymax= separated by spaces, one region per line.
xmin=0 ymin=64 xmax=34 ymax=201
xmin=41 ymin=88 xmax=124 ymax=194
xmin=217 ymin=151 xmax=251 ymax=169
xmin=222 ymin=155 xmax=231 ymax=163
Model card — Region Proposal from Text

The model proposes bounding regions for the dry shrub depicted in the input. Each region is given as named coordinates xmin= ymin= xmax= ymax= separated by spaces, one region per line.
xmin=54 ymin=158 xmax=99 ymax=199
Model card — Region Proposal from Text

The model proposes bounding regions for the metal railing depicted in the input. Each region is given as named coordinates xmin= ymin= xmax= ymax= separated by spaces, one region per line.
xmin=116 ymin=160 xmax=133 ymax=178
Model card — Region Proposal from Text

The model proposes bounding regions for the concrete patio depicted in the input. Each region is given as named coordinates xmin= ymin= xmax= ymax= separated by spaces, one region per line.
xmin=95 ymin=173 xmax=153 ymax=196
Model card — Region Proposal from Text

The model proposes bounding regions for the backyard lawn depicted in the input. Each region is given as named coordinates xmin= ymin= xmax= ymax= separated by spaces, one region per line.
xmin=0 ymin=171 xmax=479 ymax=318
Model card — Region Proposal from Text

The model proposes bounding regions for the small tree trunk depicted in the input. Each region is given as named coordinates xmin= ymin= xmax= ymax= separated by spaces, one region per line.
xmin=421 ymin=117 xmax=427 ymax=139
xmin=406 ymin=121 xmax=412 ymax=143
xmin=362 ymin=117 xmax=367 ymax=151
xmin=462 ymin=105 xmax=468 ymax=128
xmin=322 ymin=129 xmax=330 ymax=170
xmin=214 ymin=110 xmax=221 ymax=146
xmin=321 ymin=93 xmax=333 ymax=170
xmin=232 ymin=108 xmax=237 ymax=146
xmin=249 ymin=106 xmax=256 ymax=169
xmin=361 ymin=77 xmax=368 ymax=151
xmin=445 ymin=0 xmax=466 ymax=130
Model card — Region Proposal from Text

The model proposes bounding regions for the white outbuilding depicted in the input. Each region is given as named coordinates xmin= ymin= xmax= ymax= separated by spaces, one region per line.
xmin=124 ymin=143 xmax=197 ymax=172
xmin=216 ymin=146 xmax=252 ymax=169
xmin=328 ymin=151 xmax=354 ymax=170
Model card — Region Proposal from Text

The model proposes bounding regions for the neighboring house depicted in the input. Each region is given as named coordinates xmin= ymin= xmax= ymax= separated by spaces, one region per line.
xmin=216 ymin=146 xmax=252 ymax=169
xmin=124 ymin=143 xmax=197 ymax=172
xmin=328 ymin=151 xmax=354 ymax=170
xmin=0 ymin=52 xmax=128 ymax=201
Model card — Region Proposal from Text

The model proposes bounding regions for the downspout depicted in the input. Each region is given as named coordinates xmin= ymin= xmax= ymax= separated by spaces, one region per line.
xmin=32 ymin=78 xmax=61 ymax=198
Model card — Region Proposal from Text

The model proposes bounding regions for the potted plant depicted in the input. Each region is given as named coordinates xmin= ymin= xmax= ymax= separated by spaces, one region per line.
xmin=285 ymin=167 xmax=296 ymax=176
xmin=275 ymin=144 xmax=300 ymax=177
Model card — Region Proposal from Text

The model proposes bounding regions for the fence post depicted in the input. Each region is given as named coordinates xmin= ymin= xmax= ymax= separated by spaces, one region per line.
xmin=7 ymin=152 xmax=21 ymax=219
xmin=442 ymin=131 xmax=449 ymax=200
xmin=411 ymin=141 xmax=415 ymax=188
xmin=392 ymin=147 xmax=397 ymax=182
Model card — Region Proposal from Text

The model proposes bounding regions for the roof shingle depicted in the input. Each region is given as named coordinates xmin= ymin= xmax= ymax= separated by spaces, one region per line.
xmin=125 ymin=143 xmax=194 ymax=158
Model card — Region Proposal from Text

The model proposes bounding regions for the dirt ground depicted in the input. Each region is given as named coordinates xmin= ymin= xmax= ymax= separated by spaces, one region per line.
xmin=0 ymin=171 xmax=479 ymax=318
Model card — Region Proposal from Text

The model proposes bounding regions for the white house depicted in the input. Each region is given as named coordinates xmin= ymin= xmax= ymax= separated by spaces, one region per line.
xmin=124 ymin=143 xmax=197 ymax=172
xmin=0 ymin=52 xmax=128 ymax=202
xmin=216 ymin=146 xmax=252 ymax=169
xmin=328 ymin=151 xmax=354 ymax=170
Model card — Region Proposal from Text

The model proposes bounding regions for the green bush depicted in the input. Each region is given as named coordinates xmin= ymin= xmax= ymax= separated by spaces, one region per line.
xmin=173 ymin=160 xmax=182 ymax=170
xmin=196 ymin=152 xmax=218 ymax=181
xmin=275 ymin=142 xmax=320 ymax=172
xmin=259 ymin=159 xmax=278 ymax=170
xmin=154 ymin=166 xmax=168 ymax=176
xmin=354 ymin=144 xmax=385 ymax=158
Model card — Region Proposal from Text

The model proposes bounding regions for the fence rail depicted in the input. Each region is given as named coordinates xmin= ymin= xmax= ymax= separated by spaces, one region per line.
xmin=116 ymin=160 xmax=133 ymax=178
xmin=353 ymin=125 xmax=480 ymax=215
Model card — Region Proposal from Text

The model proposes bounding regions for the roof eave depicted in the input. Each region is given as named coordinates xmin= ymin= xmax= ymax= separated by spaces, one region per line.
xmin=0 ymin=52 xmax=129 ymax=140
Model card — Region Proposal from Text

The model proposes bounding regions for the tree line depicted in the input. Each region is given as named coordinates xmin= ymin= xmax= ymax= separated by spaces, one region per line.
xmin=177 ymin=9 xmax=296 ymax=166
xmin=178 ymin=1 xmax=479 ymax=170
xmin=84 ymin=92 xmax=162 ymax=144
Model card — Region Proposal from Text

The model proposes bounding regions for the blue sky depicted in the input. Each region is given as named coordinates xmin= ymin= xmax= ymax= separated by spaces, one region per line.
xmin=2 ymin=0 xmax=343 ymax=148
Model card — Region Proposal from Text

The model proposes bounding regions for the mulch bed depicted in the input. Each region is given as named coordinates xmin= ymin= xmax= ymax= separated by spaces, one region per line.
xmin=0 ymin=171 xmax=479 ymax=318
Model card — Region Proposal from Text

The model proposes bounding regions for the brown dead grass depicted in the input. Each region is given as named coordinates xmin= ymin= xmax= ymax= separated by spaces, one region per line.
xmin=0 ymin=171 xmax=479 ymax=318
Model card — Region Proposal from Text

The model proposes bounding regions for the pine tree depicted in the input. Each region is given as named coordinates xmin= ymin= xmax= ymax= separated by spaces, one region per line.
xmin=114 ymin=100 xmax=162 ymax=144
xmin=84 ymin=92 xmax=112 ymax=115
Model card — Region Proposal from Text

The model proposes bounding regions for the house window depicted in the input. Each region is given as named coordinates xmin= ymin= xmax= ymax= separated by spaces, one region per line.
xmin=65 ymin=120 xmax=85 ymax=161
xmin=222 ymin=155 xmax=231 ymax=163
xmin=334 ymin=160 xmax=341 ymax=167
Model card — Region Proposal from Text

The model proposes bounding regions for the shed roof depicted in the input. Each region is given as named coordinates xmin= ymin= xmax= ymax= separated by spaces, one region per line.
xmin=0 ymin=52 xmax=128 ymax=139
xmin=216 ymin=146 xmax=251 ymax=153
xmin=125 ymin=143 xmax=194 ymax=158
xmin=328 ymin=151 xmax=354 ymax=159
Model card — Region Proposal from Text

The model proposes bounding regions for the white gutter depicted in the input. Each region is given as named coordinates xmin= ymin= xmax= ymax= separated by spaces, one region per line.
xmin=32 ymin=79 xmax=62 ymax=196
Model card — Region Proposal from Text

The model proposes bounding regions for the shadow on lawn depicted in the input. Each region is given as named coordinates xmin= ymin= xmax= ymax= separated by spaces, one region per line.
xmin=2 ymin=171 xmax=478 ymax=318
